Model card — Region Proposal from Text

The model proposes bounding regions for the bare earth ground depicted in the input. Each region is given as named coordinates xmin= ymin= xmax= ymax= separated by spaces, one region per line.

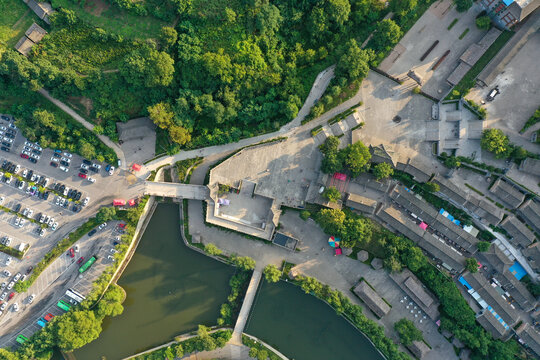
xmin=84 ymin=0 xmax=111 ymax=16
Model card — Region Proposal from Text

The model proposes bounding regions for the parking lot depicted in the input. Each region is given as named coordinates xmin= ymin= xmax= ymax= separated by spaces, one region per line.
xmin=0 ymin=114 xmax=144 ymax=342
xmin=378 ymin=0 xmax=486 ymax=98
xmin=0 ymin=221 xmax=125 ymax=348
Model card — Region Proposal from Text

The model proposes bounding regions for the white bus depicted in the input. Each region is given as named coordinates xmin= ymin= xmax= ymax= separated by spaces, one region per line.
xmin=65 ymin=289 xmax=85 ymax=303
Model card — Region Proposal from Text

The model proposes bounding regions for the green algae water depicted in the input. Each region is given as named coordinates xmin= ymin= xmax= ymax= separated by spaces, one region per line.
xmin=74 ymin=203 xmax=234 ymax=359
xmin=246 ymin=280 xmax=385 ymax=360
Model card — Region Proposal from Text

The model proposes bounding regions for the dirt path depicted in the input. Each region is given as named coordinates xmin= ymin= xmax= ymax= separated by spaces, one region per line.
xmin=12 ymin=9 xmax=30 ymax=30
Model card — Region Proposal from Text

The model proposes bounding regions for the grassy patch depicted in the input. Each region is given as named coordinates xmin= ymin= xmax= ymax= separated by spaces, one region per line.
xmin=520 ymin=108 xmax=540 ymax=133
xmin=50 ymin=0 xmax=170 ymax=39
xmin=175 ymin=157 xmax=203 ymax=183
xmin=311 ymin=125 xmax=322 ymax=137
xmin=447 ymin=30 xmax=514 ymax=100
xmin=458 ymin=28 xmax=470 ymax=40
xmin=465 ymin=183 xmax=484 ymax=196
xmin=447 ymin=18 xmax=458 ymax=30
xmin=0 ymin=0 xmax=42 ymax=50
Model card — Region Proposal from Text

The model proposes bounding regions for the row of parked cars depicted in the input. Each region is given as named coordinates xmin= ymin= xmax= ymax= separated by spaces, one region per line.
xmin=0 ymin=270 xmax=30 ymax=315
xmin=0 ymin=121 xmax=17 ymax=153
xmin=20 ymin=141 xmax=43 ymax=164
xmin=49 ymin=150 xmax=72 ymax=172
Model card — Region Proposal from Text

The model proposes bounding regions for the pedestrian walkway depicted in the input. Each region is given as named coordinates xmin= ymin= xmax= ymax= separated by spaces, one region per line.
xmin=231 ymin=269 xmax=262 ymax=345
xmin=144 ymin=181 xmax=209 ymax=200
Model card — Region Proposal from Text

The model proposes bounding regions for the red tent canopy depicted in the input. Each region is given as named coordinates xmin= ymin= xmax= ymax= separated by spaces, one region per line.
xmin=128 ymin=199 xmax=136 ymax=206
xmin=333 ymin=173 xmax=347 ymax=181
xmin=132 ymin=163 xmax=142 ymax=171
xmin=334 ymin=248 xmax=343 ymax=256
xmin=113 ymin=199 xmax=126 ymax=206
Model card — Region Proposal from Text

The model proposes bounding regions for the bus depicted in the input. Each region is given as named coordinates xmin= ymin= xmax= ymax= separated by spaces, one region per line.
xmin=78 ymin=256 xmax=97 ymax=274
xmin=16 ymin=335 xmax=28 ymax=344
xmin=57 ymin=300 xmax=70 ymax=311
xmin=66 ymin=289 xmax=85 ymax=303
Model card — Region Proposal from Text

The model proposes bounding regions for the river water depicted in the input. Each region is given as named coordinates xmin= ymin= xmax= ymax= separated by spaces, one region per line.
xmin=74 ymin=203 xmax=234 ymax=360
xmin=246 ymin=280 xmax=385 ymax=360
xmin=74 ymin=202 xmax=384 ymax=360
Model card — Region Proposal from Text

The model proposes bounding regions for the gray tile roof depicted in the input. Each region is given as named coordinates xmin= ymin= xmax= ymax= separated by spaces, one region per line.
xmin=520 ymin=157 xmax=540 ymax=176
xmin=518 ymin=199 xmax=540 ymax=234
xmin=353 ymin=281 xmax=391 ymax=318
xmin=523 ymin=242 xmax=540 ymax=272
xmin=476 ymin=309 xmax=511 ymax=339
xmin=463 ymin=195 xmax=504 ymax=225
xmin=516 ymin=322 xmax=540 ymax=356
xmin=489 ymin=178 xmax=525 ymax=208
xmin=499 ymin=267 xmax=537 ymax=311
xmin=345 ymin=193 xmax=377 ymax=214
xmin=500 ymin=216 xmax=536 ymax=248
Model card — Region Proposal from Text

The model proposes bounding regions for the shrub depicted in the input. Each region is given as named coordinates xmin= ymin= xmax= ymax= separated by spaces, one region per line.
xmin=394 ymin=318 xmax=423 ymax=346
xmin=412 ymin=86 xmax=421 ymax=94
xmin=300 ymin=210 xmax=311 ymax=221
xmin=263 ymin=264 xmax=281 ymax=283
xmin=204 ymin=243 xmax=222 ymax=256
xmin=476 ymin=16 xmax=491 ymax=30
xmin=322 ymin=186 xmax=342 ymax=202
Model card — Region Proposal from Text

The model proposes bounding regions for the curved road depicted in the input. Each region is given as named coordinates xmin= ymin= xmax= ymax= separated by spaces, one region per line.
xmin=37 ymin=89 xmax=127 ymax=170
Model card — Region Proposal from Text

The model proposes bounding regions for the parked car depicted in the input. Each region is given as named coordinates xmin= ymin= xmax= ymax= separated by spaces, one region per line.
xmin=77 ymin=256 xmax=85 ymax=265
xmin=78 ymin=173 xmax=87 ymax=179
xmin=27 ymin=294 xmax=35 ymax=304
xmin=88 ymin=229 xmax=97 ymax=237
xmin=108 ymin=166 xmax=115 ymax=176
xmin=44 ymin=313 xmax=55 ymax=321
xmin=68 ymin=248 xmax=75 ymax=258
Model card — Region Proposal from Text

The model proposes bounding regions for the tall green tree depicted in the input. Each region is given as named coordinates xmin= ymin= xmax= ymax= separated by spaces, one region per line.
xmin=481 ymin=129 xmax=510 ymax=159
xmin=336 ymin=39 xmax=372 ymax=81
xmin=454 ymin=0 xmax=473 ymax=12
xmin=54 ymin=311 xmax=102 ymax=351
xmin=120 ymin=47 xmax=174 ymax=88
xmin=263 ymin=264 xmax=281 ymax=283
xmin=373 ymin=162 xmax=393 ymax=180
xmin=394 ymin=318 xmax=423 ymax=346
xmin=322 ymin=186 xmax=342 ymax=202
xmin=371 ymin=19 xmax=403 ymax=51
xmin=343 ymin=141 xmax=371 ymax=176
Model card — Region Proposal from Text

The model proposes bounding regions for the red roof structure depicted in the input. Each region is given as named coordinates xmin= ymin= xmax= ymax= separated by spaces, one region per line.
xmin=128 ymin=199 xmax=136 ymax=206
xmin=132 ymin=163 xmax=142 ymax=171
xmin=113 ymin=199 xmax=126 ymax=206
xmin=333 ymin=173 xmax=347 ymax=181
xmin=334 ymin=248 xmax=343 ymax=256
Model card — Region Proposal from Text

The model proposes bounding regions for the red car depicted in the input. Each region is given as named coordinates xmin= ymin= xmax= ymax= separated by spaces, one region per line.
xmin=68 ymin=248 xmax=75 ymax=258
xmin=44 ymin=313 xmax=54 ymax=321
xmin=78 ymin=173 xmax=87 ymax=179
xmin=8 ymin=292 xmax=15 ymax=301
xmin=20 ymin=153 xmax=29 ymax=159
xmin=77 ymin=256 xmax=84 ymax=265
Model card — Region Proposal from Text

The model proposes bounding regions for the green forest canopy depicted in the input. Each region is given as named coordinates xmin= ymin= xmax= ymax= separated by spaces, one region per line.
xmin=0 ymin=0 xmax=430 ymax=154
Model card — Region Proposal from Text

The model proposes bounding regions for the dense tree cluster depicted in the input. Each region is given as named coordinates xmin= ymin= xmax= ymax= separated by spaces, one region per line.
xmin=319 ymin=136 xmax=371 ymax=176
xmin=394 ymin=318 xmax=423 ymax=346
xmin=263 ymin=264 xmax=281 ymax=283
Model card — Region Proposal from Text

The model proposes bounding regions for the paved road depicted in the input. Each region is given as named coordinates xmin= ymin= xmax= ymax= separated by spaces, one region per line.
xmin=231 ymin=269 xmax=262 ymax=345
xmin=37 ymin=89 xmax=127 ymax=170
xmin=144 ymin=181 xmax=209 ymax=200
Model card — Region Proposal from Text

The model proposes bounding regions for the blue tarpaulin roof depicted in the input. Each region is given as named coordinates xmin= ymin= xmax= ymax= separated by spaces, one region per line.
xmin=459 ymin=276 xmax=472 ymax=290
xmin=509 ymin=262 xmax=527 ymax=280
xmin=503 ymin=0 xmax=514 ymax=5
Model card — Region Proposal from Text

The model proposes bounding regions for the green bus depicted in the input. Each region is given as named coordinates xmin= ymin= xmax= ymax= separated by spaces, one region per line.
xmin=78 ymin=256 xmax=97 ymax=274
xmin=16 ymin=335 xmax=28 ymax=344
xmin=57 ymin=300 xmax=70 ymax=311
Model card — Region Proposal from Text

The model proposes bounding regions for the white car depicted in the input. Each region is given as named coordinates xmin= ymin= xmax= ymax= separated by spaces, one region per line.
xmin=83 ymin=197 xmax=90 ymax=206
xmin=87 ymin=177 xmax=96 ymax=183
xmin=74 ymin=245 xmax=79 ymax=252
xmin=0 ymin=292 xmax=6 ymax=301
xmin=92 ymin=164 xmax=102 ymax=169
xmin=63 ymin=188 xmax=69 ymax=196
xmin=14 ymin=165 xmax=20 ymax=173
xmin=5 ymin=257 xmax=11 ymax=266
xmin=0 ymin=303 xmax=6 ymax=311
xmin=22 ymin=208 xmax=28 ymax=216
xmin=3 ymin=270 xmax=10 ymax=277
xmin=55 ymin=197 xmax=60 ymax=206
xmin=51 ymin=156 xmax=59 ymax=162
xmin=27 ymin=209 xmax=33 ymax=217
xmin=17 ymin=181 xmax=24 ymax=190
xmin=98 ymin=222 xmax=107 ymax=230
xmin=39 ymin=228 xmax=45 ymax=237
xmin=63 ymin=152 xmax=72 ymax=158
xmin=19 ymin=218 xmax=25 ymax=228
xmin=27 ymin=294 xmax=35 ymax=304
xmin=107 ymin=255 xmax=115 ymax=262
xmin=33 ymin=144 xmax=42 ymax=151
xmin=14 ymin=217 xmax=20 ymax=227
xmin=59 ymin=166 xmax=69 ymax=172
xmin=108 ymin=166 xmax=115 ymax=176
xmin=5 ymin=238 xmax=11 ymax=246
xmin=0 ymin=282 xmax=5 ymax=289
xmin=24 ymin=140 xmax=32 ymax=147
xmin=0 ymin=196 xmax=4 ymax=204
xmin=5 ymin=177 xmax=11 ymax=184
xmin=45 ymin=215 xmax=51 ymax=224
xmin=12 ymin=303 xmax=18 ymax=312
xmin=61 ymin=157 xmax=71 ymax=163
xmin=109 ymin=248 xmax=118 ymax=254
xmin=47 ymin=218 xmax=55 ymax=227
xmin=51 ymin=222 xmax=58 ymax=231
xmin=30 ymin=174 xmax=37 ymax=182
xmin=39 ymin=214 xmax=46 ymax=223
xmin=2 ymin=138 xmax=13 ymax=143
xmin=80 ymin=164 xmax=89 ymax=170
xmin=13 ymin=273 xmax=21 ymax=282
xmin=22 ymin=150 xmax=31 ymax=157
xmin=22 ymin=169 xmax=28 ymax=177
xmin=7 ymin=281 xmax=14 ymax=290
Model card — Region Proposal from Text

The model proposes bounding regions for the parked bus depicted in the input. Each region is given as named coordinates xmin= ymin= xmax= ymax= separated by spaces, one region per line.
xmin=57 ymin=300 xmax=70 ymax=311
xmin=66 ymin=289 xmax=85 ymax=303
xmin=16 ymin=335 xmax=28 ymax=344
xmin=78 ymin=256 xmax=97 ymax=274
